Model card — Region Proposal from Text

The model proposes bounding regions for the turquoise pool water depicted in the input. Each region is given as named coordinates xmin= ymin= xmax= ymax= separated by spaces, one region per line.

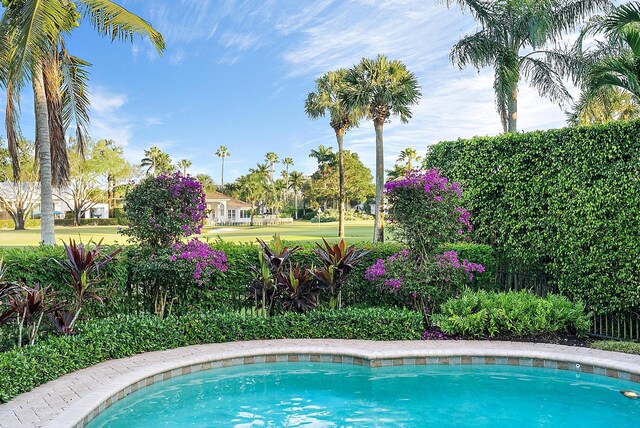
xmin=87 ymin=362 xmax=640 ymax=427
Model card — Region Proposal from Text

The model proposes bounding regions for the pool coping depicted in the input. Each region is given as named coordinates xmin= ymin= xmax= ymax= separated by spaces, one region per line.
xmin=1 ymin=339 xmax=639 ymax=428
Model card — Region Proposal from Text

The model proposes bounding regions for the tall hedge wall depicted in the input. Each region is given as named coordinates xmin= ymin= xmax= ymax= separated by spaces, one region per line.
xmin=424 ymin=120 xmax=640 ymax=314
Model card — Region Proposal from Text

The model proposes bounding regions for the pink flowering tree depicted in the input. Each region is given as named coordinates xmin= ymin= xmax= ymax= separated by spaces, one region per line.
xmin=122 ymin=173 xmax=228 ymax=317
xmin=384 ymin=169 xmax=472 ymax=258
xmin=366 ymin=169 xmax=483 ymax=327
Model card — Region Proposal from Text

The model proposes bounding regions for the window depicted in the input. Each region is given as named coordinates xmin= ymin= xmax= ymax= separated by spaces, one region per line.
xmin=240 ymin=209 xmax=251 ymax=219
xmin=227 ymin=210 xmax=236 ymax=220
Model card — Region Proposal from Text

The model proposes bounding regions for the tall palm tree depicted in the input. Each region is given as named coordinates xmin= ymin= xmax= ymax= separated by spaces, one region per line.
xmin=573 ymin=2 xmax=640 ymax=107
xmin=0 ymin=0 xmax=164 ymax=244
xmin=445 ymin=0 xmax=608 ymax=133
xmin=306 ymin=69 xmax=362 ymax=238
xmin=288 ymin=170 xmax=304 ymax=220
xmin=343 ymin=55 xmax=421 ymax=243
xmin=177 ymin=159 xmax=192 ymax=175
xmin=264 ymin=152 xmax=279 ymax=184
xmin=282 ymin=157 xmax=294 ymax=176
xmin=397 ymin=148 xmax=421 ymax=172
xmin=215 ymin=145 xmax=230 ymax=186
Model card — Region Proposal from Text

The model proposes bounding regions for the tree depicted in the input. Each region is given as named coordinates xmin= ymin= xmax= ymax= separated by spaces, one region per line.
xmin=397 ymin=148 xmax=421 ymax=172
xmin=0 ymin=139 xmax=39 ymax=230
xmin=0 ymin=0 xmax=165 ymax=244
xmin=572 ymin=2 xmax=640 ymax=113
xmin=215 ymin=145 xmax=230 ymax=187
xmin=386 ymin=163 xmax=408 ymax=181
xmin=281 ymin=157 xmax=294 ymax=176
xmin=141 ymin=146 xmax=173 ymax=176
xmin=306 ymin=69 xmax=362 ymax=237
xmin=288 ymin=170 xmax=305 ymax=219
xmin=195 ymin=174 xmax=217 ymax=192
xmin=343 ymin=55 xmax=421 ymax=243
xmin=567 ymin=86 xmax=639 ymax=125
xmin=445 ymin=0 xmax=608 ymax=133
xmin=264 ymin=152 xmax=279 ymax=184
xmin=93 ymin=139 xmax=135 ymax=214
xmin=309 ymin=145 xmax=335 ymax=169
xmin=236 ymin=172 xmax=267 ymax=226
xmin=177 ymin=159 xmax=192 ymax=175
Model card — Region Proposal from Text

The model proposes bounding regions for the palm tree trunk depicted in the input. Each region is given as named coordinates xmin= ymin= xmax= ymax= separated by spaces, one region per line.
xmin=374 ymin=119 xmax=385 ymax=243
xmin=221 ymin=157 xmax=225 ymax=187
xmin=336 ymin=128 xmax=345 ymax=238
xmin=507 ymin=86 xmax=518 ymax=133
xmin=294 ymin=191 xmax=298 ymax=219
xmin=33 ymin=66 xmax=55 ymax=245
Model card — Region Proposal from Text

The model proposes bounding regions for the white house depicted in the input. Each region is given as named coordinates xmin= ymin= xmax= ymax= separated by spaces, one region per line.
xmin=205 ymin=191 xmax=252 ymax=225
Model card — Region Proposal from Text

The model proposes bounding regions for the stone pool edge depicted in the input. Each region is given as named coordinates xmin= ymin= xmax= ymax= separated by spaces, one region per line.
xmin=2 ymin=339 xmax=639 ymax=428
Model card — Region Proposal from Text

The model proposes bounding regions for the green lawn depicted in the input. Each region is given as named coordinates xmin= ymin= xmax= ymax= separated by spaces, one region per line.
xmin=0 ymin=220 xmax=377 ymax=247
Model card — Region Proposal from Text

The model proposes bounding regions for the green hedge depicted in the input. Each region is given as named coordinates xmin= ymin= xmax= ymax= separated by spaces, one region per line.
xmin=425 ymin=120 xmax=640 ymax=313
xmin=0 ymin=308 xmax=422 ymax=403
xmin=0 ymin=219 xmax=40 ymax=229
xmin=54 ymin=218 xmax=121 ymax=226
xmin=433 ymin=290 xmax=591 ymax=338
xmin=0 ymin=240 xmax=497 ymax=316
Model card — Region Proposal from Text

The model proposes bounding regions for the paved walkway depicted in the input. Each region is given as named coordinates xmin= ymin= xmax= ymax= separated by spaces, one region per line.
xmin=1 ymin=339 xmax=639 ymax=428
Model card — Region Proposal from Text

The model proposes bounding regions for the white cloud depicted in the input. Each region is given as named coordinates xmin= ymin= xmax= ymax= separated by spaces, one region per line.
xmin=87 ymin=87 xmax=133 ymax=151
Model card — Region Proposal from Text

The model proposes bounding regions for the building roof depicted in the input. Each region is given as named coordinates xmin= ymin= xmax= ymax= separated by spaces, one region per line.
xmin=205 ymin=191 xmax=251 ymax=208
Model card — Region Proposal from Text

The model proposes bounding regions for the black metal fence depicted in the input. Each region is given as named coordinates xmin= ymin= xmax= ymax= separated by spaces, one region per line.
xmin=495 ymin=270 xmax=640 ymax=342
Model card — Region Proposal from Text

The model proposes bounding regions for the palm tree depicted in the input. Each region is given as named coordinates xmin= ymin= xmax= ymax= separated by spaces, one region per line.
xmin=215 ymin=145 xmax=230 ymax=186
xmin=397 ymin=148 xmax=421 ymax=172
xmin=141 ymin=146 xmax=172 ymax=176
xmin=177 ymin=159 xmax=192 ymax=175
xmin=0 ymin=0 xmax=164 ymax=244
xmin=237 ymin=172 xmax=266 ymax=226
xmin=309 ymin=145 xmax=335 ymax=169
xmin=306 ymin=69 xmax=362 ymax=238
xmin=281 ymin=157 xmax=294 ymax=176
xmin=573 ymin=2 xmax=640 ymax=109
xmin=265 ymin=152 xmax=279 ymax=184
xmin=445 ymin=0 xmax=608 ymax=133
xmin=567 ymin=87 xmax=639 ymax=125
xmin=386 ymin=163 xmax=407 ymax=181
xmin=342 ymin=55 xmax=421 ymax=243
xmin=288 ymin=170 xmax=304 ymax=219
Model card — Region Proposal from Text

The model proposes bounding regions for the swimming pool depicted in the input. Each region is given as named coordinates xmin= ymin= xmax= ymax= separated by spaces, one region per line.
xmin=87 ymin=362 xmax=640 ymax=427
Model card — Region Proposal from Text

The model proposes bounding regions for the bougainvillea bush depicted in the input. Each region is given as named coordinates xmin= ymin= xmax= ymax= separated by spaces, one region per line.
xmin=122 ymin=173 xmax=228 ymax=317
xmin=121 ymin=172 xmax=207 ymax=248
xmin=365 ymin=249 xmax=484 ymax=325
xmin=366 ymin=169 xmax=484 ymax=326
xmin=385 ymin=169 xmax=472 ymax=258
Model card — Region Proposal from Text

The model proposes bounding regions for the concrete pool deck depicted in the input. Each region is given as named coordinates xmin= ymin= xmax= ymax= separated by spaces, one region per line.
xmin=1 ymin=339 xmax=639 ymax=428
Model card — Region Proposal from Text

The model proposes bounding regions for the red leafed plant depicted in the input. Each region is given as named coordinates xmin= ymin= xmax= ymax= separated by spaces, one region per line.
xmin=312 ymin=238 xmax=370 ymax=309
xmin=52 ymin=239 xmax=122 ymax=328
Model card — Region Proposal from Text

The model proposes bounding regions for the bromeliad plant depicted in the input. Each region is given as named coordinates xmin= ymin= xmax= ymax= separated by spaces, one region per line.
xmin=53 ymin=239 xmax=122 ymax=329
xmin=312 ymin=238 xmax=370 ymax=309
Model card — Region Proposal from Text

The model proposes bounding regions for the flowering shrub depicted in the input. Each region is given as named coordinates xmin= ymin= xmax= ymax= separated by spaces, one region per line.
xmin=121 ymin=172 xmax=207 ymax=248
xmin=365 ymin=249 xmax=484 ymax=326
xmin=385 ymin=169 xmax=472 ymax=258
xmin=170 ymin=239 xmax=228 ymax=286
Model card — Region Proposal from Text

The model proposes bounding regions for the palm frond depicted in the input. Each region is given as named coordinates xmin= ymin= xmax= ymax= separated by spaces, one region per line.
xmin=549 ymin=0 xmax=611 ymax=40
xmin=78 ymin=0 xmax=165 ymax=54
xmin=42 ymin=47 xmax=69 ymax=186
xmin=604 ymin=2 xmax=640 ymax=34
xmin=520 ymin=56 xmax=572 ymax=105
xmin=0 ymin=0 xmax=68 ymax=86
xmin=60 ymin=44 xmax=91 ymax=154
xmin=439 ymin=0 xmax=498 ymax=28
xmin=450 ymin=30 xmax=501 ymax=70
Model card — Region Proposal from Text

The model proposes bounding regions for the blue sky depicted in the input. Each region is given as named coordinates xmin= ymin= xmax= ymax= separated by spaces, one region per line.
xmin=3 ymin=0 xmax=582 ymax=183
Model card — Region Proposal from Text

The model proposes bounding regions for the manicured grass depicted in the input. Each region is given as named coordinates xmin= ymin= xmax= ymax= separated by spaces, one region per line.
xmin=0 ymin=220 xmax=377 ymax=247
xmin=591 ymin=340 xmax=640 ymax=355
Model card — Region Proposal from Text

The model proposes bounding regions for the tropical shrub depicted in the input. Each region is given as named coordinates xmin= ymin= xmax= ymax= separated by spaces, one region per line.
xmin=424 ymin=120 xmax=640 ymax=313
xmin=365 ymin=249 xmax=484 ymax=325
xmin=0 ymin=307 xmax=422 ymax=403
xmin=385 ymin=169 xmax=472 ymax=258
xmin=121 ymin=172 xmax=207 ymax=248
xmin=433 ymin=290 xmax=591 ymax=338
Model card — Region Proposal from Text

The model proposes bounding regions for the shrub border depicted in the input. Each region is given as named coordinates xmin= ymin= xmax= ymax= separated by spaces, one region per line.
xmin=11 ymin=340 xmax=638 ymax=428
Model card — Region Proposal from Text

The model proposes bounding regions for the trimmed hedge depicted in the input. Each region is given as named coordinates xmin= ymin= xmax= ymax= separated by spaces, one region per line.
xmin=0 ymin=240 xmax=497 ymax=316
xmin=433 ymin=290 xmax=591 ymax=338
xmin=54 ymin=218 xmax=121 ymax=226
xmin=425 ymin=120 xmax=640 ymax=313
xmin=0 ymin=219 xmax=41 ymax=229
xmin=0 ymin=308 xmax=423 ymax=403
